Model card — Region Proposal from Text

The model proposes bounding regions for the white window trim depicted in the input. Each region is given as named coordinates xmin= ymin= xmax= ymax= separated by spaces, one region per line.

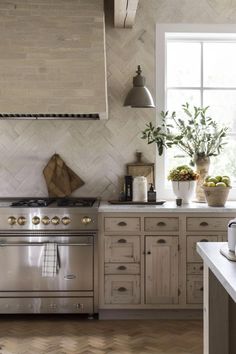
xmin=156 ymin=24 xmax=236 ymax=200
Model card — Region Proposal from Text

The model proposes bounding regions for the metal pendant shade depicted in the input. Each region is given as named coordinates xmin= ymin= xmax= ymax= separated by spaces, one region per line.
xmin=124 ymin=65 xmax=155 ymax=108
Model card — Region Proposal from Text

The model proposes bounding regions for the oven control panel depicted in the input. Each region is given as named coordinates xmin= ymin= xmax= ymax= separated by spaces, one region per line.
xmin=6 ymin=213 xmax=97 ymax=230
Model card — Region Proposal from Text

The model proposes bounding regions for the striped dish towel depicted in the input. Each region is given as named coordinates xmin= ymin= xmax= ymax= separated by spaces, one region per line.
xmin=42 ymin=243 xmax=59 ymax=277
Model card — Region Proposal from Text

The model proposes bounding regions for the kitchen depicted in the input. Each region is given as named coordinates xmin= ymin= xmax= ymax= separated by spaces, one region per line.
xmin=0 ymin=0 xmax=236 ymax=354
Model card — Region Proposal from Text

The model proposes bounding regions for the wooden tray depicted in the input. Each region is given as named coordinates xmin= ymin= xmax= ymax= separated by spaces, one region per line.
xmin=108 ymin=200 xmax=166 ymax=205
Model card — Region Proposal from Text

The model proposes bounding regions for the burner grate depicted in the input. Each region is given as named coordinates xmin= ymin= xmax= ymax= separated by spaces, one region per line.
xmin=11 ymin=199 xmax=54 ymax=207
xmin=57 ymin=198 xmax=96 ymax=207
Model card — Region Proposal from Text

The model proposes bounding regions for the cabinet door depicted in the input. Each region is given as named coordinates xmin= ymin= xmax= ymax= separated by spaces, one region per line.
xmin=104 ymin=236 xmax=140 ymax=263
xmin=145 ymin=236 xmax=179 ymax=304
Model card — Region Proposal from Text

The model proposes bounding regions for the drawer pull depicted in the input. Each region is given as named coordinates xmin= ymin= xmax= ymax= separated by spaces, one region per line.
xmin=200 ymin=222 xmax=209 ymax=227
xmin=117 ymin=221 xmax=127 ymax=226
xmin=200 ymin=265 xmax=204 ymax=271
xmin=200 ymin=239 xmax=209 ymax=242
xmin=117 ymin=265 xmax=127 ymax=270
xmin=200 ymin=287 xmax=204 ymax=291
xmin=117 ymin=238 xmax=127 ymax=243
xmin=118 ymin=287 xmax=127 ymax=292
xmin=157 ymin=239 xmax=166 ymax=244
xmin=157 ymin=221 xmax=166 ymax=227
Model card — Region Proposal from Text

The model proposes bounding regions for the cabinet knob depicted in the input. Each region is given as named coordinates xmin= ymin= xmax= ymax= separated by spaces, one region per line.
xmin=157 ymin=239 xmax=166 ymax=244
xmin=118 ymin=238 xmax=127 ymax=243
xmin=147 ymin=251 xmax=151 ymax=255
xmin=117 ymin=265 xmax=127 ymax=270
xmin=200 ymin=287 xmax=204 ymax=291
xmin=118 ymin=221 xmax=127 ymax=226
xmin=200 ymin=221 xmax=208 ymax=226
xmin=118 ymin=287 xmax=127 ymax=292
xmin=157 ymin=221 xmax=166 ymax=227
xmin=200 ymin=265 xmax=204 ymax=271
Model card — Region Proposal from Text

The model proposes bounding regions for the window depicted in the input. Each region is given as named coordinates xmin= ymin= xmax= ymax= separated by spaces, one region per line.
xmin=156 ymin=24 xmax=236 ymax=200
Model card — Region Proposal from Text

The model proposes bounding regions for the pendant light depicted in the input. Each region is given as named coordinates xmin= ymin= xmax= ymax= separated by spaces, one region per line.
xmin=124 ymin=65 xmax=155 ymax=108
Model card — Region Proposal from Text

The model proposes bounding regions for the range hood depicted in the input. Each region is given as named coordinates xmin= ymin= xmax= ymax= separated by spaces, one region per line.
xmin=0 ymin=0 xmax=108 ymax=120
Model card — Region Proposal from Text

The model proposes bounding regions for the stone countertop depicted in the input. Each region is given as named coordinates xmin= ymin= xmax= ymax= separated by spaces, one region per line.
xmin=99 ymin=201 xmax=236 ymax=213
xmin=197 ymin=242 xmax=236 ymax=302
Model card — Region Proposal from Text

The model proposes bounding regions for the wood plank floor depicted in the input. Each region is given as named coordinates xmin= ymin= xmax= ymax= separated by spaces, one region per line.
xmin=0 ymin=316 xmax=203 ymax=354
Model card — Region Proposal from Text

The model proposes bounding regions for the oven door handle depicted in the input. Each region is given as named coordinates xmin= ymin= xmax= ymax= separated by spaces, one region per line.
xmin=0 ymin=243 xmax=93 ymax=247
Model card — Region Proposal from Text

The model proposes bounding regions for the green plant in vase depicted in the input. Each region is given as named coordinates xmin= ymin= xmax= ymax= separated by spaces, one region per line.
xmin=141 ymin=103 xmax=228 ymax=202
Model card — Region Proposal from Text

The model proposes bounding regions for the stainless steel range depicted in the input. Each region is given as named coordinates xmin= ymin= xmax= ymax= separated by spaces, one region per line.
xmin=0 ymin=197 xmax=99 ymax=315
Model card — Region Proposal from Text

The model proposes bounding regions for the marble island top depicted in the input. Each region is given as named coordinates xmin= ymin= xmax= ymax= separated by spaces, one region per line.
xmin=197 ymin=242 xmax=236 ymax=302
xmin=99 ymin=201 xmax=236 ymax=213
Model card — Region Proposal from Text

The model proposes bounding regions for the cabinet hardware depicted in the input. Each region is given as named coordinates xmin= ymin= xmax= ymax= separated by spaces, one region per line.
xmin=200 ymin=221 xmax=208 ymax=226
xmin=118 ymin=221 xmax=127 ymax=226
xmin=157 ymin=221 xmax=166 ymax=227
xmin=147 ymin=251 xmax=151 ymax=255
xmin=200 ymin=265 xmax=204 ymax=271
xmin=157 ymin=239 xmax=166 ymax=244
xmin=117 ymin=238 xmax=127 ymax=243
xmin=200 ymin=287 xmax=204 ymax=291
xmin=200 ymin=239 xmax=209 ymax=242
xmin=117 ymin=265 xmax=127 ymax=270
xmin=118 ymin=287 xmax=127 ymax=292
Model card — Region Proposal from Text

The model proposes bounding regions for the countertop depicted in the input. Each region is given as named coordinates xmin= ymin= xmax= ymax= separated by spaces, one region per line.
xmin=197 ymin=242 xmax=236 ymax=302
xmin=99 ymin=201 xmax=236 ymax=213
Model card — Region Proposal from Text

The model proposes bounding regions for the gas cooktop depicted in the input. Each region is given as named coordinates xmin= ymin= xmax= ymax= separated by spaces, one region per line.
xmin=0 ymin=197 xmax=98 ymax=208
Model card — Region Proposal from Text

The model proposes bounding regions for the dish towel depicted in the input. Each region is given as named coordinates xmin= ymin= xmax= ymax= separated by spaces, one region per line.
xmin=42 ymin=243 xmax=59 ymax=277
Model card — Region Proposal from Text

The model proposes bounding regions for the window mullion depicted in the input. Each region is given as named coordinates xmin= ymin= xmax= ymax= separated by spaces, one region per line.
xmin=201 ymin=41 xmax=204 ymax=107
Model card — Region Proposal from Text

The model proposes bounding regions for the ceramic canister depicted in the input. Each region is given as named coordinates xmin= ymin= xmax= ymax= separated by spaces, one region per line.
xmin=228 ymin=219 xmax=236 ymax=252
xmin=132 ymin=176 xmax=148 ymax=202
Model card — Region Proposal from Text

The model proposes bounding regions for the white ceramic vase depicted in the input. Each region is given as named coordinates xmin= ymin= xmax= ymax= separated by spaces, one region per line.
xmin=172 ymin=180 xmax=196 ymax=204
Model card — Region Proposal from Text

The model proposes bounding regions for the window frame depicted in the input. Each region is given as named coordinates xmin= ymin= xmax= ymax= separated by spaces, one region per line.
xmin=156 ymin=24 xmax=236 ymax=200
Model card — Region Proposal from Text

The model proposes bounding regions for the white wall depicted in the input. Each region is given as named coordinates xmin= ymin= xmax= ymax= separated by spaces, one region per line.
xmin=0 ymin=0 xmax=235 ymax=199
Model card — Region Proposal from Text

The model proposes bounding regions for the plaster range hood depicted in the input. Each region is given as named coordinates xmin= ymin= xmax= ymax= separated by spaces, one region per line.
xmin=0 ymin=0 xmax=108 ymax=120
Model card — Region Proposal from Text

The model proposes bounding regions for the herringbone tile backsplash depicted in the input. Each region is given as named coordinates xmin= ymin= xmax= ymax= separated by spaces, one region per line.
xmin=0 ymin=0 xmax=235 ymax=199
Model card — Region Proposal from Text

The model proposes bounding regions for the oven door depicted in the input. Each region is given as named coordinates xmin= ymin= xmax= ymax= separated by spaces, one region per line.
xmin=0 ymin=233 xmax=93 ymax=292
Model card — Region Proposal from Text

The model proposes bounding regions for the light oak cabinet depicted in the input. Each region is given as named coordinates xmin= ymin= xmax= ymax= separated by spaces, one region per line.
xmin=145 ymin=236 xmax=179 ymax=304
xmin=99 ymin=212 xmax=233 ymax=311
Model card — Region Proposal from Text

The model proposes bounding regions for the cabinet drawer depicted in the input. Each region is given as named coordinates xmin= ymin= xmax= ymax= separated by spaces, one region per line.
xmin=105 ymin=275 xmax=140 ymax=304
xmin=187 ymin=263 xmax=204 ymax=275
xmin=186 ymin=217 xmax=230 ymax=232
xmin=104 ymin=236 xmax=140 ymax=263
xmin=187 ymin=235 xmax=218 ymax=262
xmin=105 ymin=263 xmax=140 ymax=275
xmin=144 ymin=217 xmax=179 ymax=232
xmin=104 ymin=217 xmax=140 ymax=232
xmin=187 ymin=275 xmax=203 ymax=304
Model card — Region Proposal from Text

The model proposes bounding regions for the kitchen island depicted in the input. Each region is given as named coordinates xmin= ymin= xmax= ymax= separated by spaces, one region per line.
xmin=197 ymin=242 xmax=236 ymax=354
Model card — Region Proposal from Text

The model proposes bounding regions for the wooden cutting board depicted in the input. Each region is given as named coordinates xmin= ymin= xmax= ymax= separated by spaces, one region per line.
xmin=126 ymin=151 xmax=155 ymax=186
xmin=43 ymin=154 xmax=84 ymax=197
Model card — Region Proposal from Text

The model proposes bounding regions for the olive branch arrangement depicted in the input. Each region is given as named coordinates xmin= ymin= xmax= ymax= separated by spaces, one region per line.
xmin=141 ymin=103 xmax=228 ymax=165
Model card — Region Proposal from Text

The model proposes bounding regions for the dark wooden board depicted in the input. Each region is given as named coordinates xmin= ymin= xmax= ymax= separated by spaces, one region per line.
xmin=108 ymin=200 xmax=166 ymax=205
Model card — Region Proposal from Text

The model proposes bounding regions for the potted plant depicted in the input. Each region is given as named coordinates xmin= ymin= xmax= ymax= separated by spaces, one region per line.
xmin=168 ymin=165 xmax=199 ymax=203
xmin=141 ymin=103 xmax=228 ymax=202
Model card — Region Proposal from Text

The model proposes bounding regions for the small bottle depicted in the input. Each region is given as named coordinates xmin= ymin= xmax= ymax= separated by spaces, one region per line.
xmin=148 ymin=183 xmax=156 ymax=202
xmin=124 ymin=175 xmax=133 ymax=201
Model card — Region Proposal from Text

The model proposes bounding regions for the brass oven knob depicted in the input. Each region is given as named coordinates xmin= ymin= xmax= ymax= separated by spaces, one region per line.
xmin=61 ymin=216 xmax=71 ymax=225
xmin=32 ymin=216 xmax=40 ymax=225
xmin=41 ymin=216 xmax=50 ymax=225
xmin=8 ymin=216 xmax=16 ymax=225
xmin=51 ymin=216 xmax=60 ymax=225
xmin=17 ymin=216 xmax=26 ymax=226
xmin=81 ymin=216 xmax=92 ymax=225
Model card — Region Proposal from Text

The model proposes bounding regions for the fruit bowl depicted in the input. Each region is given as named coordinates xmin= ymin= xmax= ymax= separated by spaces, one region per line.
xmin=202 ymin=185 xmax=231 ymax=207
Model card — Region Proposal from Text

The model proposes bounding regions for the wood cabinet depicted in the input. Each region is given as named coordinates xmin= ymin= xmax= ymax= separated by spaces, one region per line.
xmin=99 ymin=211 xmax=234 ymax=313
xmin=145 ymin=236 xmax=179 ymax=304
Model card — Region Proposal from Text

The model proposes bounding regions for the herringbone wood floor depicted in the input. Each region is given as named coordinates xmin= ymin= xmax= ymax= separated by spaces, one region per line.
xmin=0 ymin=316 xmax=203 ymax=354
